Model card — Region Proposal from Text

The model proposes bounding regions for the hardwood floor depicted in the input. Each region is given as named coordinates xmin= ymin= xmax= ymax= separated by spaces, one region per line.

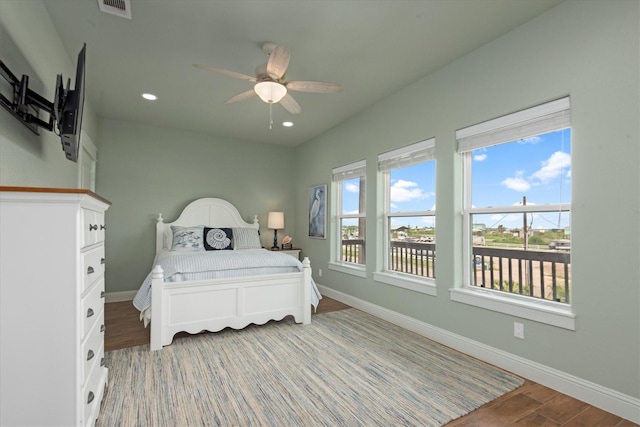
xmin=105 ymin=298 xmax=637 ymax=426
xmin=103 ymin=296 xmax=351 ymax=352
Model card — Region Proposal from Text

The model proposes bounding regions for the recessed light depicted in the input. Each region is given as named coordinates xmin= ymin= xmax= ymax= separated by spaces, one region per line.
xmin=282 ymin=121 xmax=293 ymax=127
xmin=142 ymin=93 xmax=157 ymax=100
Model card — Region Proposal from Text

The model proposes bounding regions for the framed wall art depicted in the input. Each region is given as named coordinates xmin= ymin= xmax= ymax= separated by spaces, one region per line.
xmin=308 ymin=184 xmax=327 ymax=239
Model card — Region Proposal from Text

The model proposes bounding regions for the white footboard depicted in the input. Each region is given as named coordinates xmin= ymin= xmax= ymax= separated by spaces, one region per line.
xmin=150 ymin=257 xmax=312 ymax=351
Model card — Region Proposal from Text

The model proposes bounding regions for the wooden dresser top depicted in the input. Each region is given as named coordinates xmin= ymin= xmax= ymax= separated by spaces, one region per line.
xmin=0 ymin=186 xmax=111 ymax=205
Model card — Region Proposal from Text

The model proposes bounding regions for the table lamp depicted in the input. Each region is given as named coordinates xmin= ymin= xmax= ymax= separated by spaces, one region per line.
xmin=267 ymin=212 xmax=284 ymax=250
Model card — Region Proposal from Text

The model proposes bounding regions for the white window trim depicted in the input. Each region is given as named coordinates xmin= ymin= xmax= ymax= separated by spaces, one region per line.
xmin=450 ymin=287 xmax=576 ymax=330
xmin=456 ymin=97 xmax=574 ymax=329
xmin=457 ymin=97 xmax=570 ymax=152
xmin=374 ymin=272 xmax=437 ymax=296
xmin=381 ymin=180 xmax=437 ymax=287
xmin=378 ymin=138 xmax=437 ymax=291
xmin=332 ymin=159 xmax=366 ymax=181
xmin=328 ymin=261 xmax=367 ymax=278
xmin=378 ymin=138 xmax=435 ymax=172
xmin=331 ymin=160 xmax=366 ymax=271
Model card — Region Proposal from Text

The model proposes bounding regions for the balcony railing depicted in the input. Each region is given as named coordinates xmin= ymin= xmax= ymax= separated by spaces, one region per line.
xmin=342 ymin=239 xmax=365 ymax=264
xmin=389 ymin=240 xmax=436 ymax=278
xmin=472 ymin=246 xmax=570 ymax=303
xmin=341 ymin=239 xmax=571 ymax=303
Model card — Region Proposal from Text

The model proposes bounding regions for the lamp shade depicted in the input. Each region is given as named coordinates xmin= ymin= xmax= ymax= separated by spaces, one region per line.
xmin=254 ymin=81 xmax=287 ymax=104
xmin=267 ymin=211 xmax=284 ymax=229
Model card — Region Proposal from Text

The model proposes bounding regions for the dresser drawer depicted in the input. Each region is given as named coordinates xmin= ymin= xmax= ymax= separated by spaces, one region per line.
xmin=82 ymin=360 xmax=107 ymax=427
xmin=82 ymin=312 xmax=105 ymax=384
xmin=82 ymin=246 xmax=105 ymax=292
xmin=82 ymin=278 xmax=105 ymax=339
xmin=82 ymin=208 xmax=106 ymax=247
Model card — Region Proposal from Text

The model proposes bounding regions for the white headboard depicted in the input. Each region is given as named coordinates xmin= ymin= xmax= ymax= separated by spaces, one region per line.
xmin=156 ymin=198 xmax=259 ymax=254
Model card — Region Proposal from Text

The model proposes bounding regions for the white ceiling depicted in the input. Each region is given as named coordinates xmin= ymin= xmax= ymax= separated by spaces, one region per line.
xmin=44 ymin=0 xmax=562 ymax=147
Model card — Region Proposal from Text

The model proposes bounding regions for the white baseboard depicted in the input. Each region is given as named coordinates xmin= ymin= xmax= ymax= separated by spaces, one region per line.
xmin=105 ymin=290 xmax=137 ymax=303
xmin=318 ymin=284 xmax=640 ymax=424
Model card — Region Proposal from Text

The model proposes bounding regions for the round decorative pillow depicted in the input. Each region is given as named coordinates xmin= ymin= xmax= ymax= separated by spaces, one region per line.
xmin=206 ymin=228 xmax=231 ymax=250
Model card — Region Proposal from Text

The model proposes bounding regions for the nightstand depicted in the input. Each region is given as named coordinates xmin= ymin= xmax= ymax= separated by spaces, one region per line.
xmin=271 ymin=248 xmax=301 ymax=260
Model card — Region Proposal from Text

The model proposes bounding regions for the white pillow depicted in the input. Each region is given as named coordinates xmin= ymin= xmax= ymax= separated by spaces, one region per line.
xmin=163 ymin=227 xmax=173 ymax=249
xmin=232 ymin=227 xmax=261 ymax=250
xmin=170 ymin=225 xmax=205 ymax=251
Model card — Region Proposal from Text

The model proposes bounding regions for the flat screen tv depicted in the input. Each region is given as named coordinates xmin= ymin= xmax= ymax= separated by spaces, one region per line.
xmin=56 ymin=43 xmax=86 ymax=162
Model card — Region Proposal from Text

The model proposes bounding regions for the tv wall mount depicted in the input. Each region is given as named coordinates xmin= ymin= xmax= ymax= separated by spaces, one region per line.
xmin=0 ymin=60 xmax=59 ymax=135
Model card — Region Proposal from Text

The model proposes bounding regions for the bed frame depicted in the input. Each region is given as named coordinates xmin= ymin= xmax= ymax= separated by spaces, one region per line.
xmin=150 ymin=198 xmax=312 ymax=351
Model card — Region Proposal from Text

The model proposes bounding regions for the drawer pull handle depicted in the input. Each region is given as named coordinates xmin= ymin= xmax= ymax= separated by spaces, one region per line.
xmin=87 ymin=349 xmax=95 ymax=361
xmin=87 ymin=308 xmax=94 ymax=318
xmin=101 ymin=258 xmax=106 ymax=264
xmin=100 ymin=291 xmax=105 ymax=298
xmin=100 ymin=224 xmax=106 ymax=230
xmin=100 ymin=324 xmax=106 ymax=333
xmin=89 ymin=224 xmax=98 ymax=231
xmin=87 ymin=391 xmax=95 ymax=404
xmin=101 ymin=357 xmax=106 ymax=367
xmin=87 ymin=266 xmax=95 ymax=274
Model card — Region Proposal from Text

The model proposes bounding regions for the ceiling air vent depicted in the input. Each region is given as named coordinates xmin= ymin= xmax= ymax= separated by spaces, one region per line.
xmin=98 ymin=0 xmax=132 ymax=20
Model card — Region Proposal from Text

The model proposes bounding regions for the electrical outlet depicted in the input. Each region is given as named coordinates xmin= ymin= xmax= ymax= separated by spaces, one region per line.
xmin=514 ymin=322 xmax=525 ymax=339
xmin=318 ymin=268 xmax=322 ymax=277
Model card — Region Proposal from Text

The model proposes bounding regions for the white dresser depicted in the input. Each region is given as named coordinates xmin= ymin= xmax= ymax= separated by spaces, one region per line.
xmin=0 ymin=187 xmax=110 ymax=426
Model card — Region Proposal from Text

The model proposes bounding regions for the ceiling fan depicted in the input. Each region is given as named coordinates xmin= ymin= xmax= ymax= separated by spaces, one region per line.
xmin=194 ymin=42 xmax=343 ymax=116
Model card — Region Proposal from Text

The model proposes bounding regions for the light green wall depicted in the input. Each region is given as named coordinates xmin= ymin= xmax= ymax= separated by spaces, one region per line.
xmin=2 ymin=0 xmax=638 ymax=406
xmin=0 ymin=0 xmax=98 ymax=187
xmin=0 ymin=1 xmax=296 ymax=296
xmin=96 ymin=120 xmax=296 ymax=293
xmin=295 ymin=0 xmax=639 ymax=399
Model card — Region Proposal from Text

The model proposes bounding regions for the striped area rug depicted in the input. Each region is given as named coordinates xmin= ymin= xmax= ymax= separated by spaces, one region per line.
xmin=97 ymin=309 xmax=523 ymax=426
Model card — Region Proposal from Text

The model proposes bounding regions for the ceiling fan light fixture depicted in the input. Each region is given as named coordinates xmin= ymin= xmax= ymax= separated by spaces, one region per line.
xmin=254 ymin=81 xmax=287 ymax=104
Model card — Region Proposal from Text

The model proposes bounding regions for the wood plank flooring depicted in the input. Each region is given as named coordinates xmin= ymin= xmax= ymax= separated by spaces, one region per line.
xmin=104 ymin=298 xmax=637 ymax=426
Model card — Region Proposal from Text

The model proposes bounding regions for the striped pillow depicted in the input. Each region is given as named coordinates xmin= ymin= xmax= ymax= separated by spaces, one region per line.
xmin=233 ymin=227 xmax=261 ymax=250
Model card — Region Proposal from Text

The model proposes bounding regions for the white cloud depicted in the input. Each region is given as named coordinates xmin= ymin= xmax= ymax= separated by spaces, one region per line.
xmin=500 ymin=151 xmax=571 ymax=193
xmin=474 ymin=153 xmax=487 ymax=161
xmin=390 ymin=179 xmax=428 ymax=203
xmin=345 ymin=182 xmax=359 ymax=192
xmin=501 ymin=170 xmax=530 ymax=192
xmin=530 ymin=151 xmax=571 ymax=183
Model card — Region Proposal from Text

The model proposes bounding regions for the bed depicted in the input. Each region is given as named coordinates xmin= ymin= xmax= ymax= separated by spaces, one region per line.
xmin=133 ymin=198 xmax=320 ymax=351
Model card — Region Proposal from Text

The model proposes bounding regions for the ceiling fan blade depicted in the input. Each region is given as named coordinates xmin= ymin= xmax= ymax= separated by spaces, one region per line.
xmin=286 ymin=80 xmax=343 ymax=93
xmin=267 ymin=45 xmax=290 ymax=80
xmin=284 ymin=81 xmax=342 ymax=93
xmin=279 ymin=93 xmax=302 ymax=114
xmin=193 ymin=64 xmax=256 ymax=82
xmin=224 ymin=89 xmax=256 ymax=105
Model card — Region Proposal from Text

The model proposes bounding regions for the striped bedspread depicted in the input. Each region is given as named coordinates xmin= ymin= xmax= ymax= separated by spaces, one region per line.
xmin=133 ymin=249 xmax=321 ymax=315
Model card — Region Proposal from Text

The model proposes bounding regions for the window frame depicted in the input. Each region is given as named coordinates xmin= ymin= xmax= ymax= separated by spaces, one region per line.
xmin=453 ymin=97 xmax=576 ymax=330
xmin=373 ymin=139 xmax=437 ymax=295
xmin=329 ymin=160 xmax=367 ymax=278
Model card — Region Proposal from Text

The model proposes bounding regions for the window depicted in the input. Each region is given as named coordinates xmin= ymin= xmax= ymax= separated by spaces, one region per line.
xmin=329 ymin=160 xmax=366 ymax=277
xmin=453 ymin=97 xmax=575 ymax=330
xmin=374 ymin=139 xmax=436 ymax=294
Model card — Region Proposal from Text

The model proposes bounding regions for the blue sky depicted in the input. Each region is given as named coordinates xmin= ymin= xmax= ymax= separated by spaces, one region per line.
xmin=343 ymin=128 xmax=571 ymax=230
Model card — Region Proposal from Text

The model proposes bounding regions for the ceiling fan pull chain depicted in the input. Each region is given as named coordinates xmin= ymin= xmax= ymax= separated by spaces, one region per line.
xmin=269 ymin=102 xmax=274 ymax=130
